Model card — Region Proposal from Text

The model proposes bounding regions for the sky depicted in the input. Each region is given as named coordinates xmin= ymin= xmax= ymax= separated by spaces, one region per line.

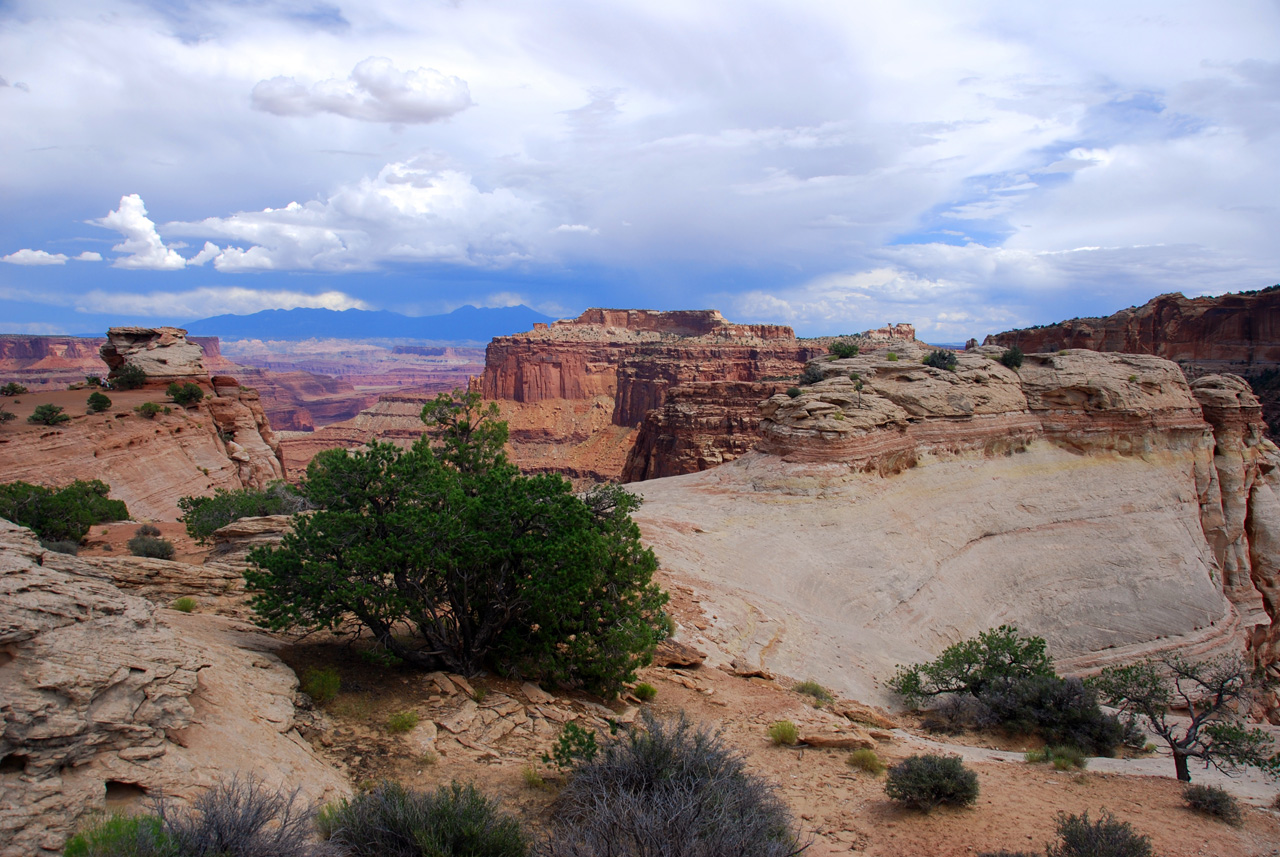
xmin=1 ymin=1 xmax=1278 ymax=340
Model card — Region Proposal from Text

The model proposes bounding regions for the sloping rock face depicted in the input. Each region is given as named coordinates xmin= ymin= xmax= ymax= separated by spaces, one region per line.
xmin=476 ymin=309 xmax=824 ymax=480
xmin=233 ymin=368 xmax=378 ymax=432
xmin=630 ymin=346 xmax=1280 ymax=718
xmin=0 ymin=520 xmax=345 ymax=856
xmin=985 ymin=287 xmax=1280 ymax=435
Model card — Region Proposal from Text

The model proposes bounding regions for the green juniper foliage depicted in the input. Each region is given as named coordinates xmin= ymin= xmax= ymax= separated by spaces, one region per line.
xmin=178 ymin=482 xmax=310 ymax=543
xmin=87 ymin=392 xmax=112 ymax=412
xmin=29 ymin=403 xmax=71 ymax=425
xmin=0 ymin=479 xmax=128 ymax=542
xmin=166 ymin=382 xmax=204 ymax=407
xmin=246 ymin=390 xmax=669 ymax=695
xmin=887 ymin=625 xmax=1055 ymax=707
xmin=111 ymin=364 xmax=146 ymax=390
xmin=922 ymin=349 xmax=958 ymax=371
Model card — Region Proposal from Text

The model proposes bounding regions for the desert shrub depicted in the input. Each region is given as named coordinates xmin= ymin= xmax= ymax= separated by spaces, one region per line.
xmin=0 ymin=478 xmax=128 ymax=542
xmin=785 ymin=387 xmax=801 ymax=398
xmin=301 ymin=667 xmax=341 ymax=704
xmin=886 ymin=352 xmax=898 ymax=361
xmin=167 ymin=382 xmax=205 ymax=407
xmin=979 ymin=675 xmax=1123 ymax=756
xmin=793 ymin=679 xmax=834 ymax=705
xmin=136 ymin=523 xmax=161 ymax=537
xmin=320 ymin=780 xmax=527 ymax=857
xmin=1025 ymin=745 xmax=1087 ymax=770
xmin=633 ymin=682 xmax=657 ymax=701
xmin=29 ymin=403 xmax=71 ymax=425
xmin=129 ymin=534 xmax=175 ymax=560
xmin=88 ymin=392 xmax=112 ymax=413
xmin=828 ymin=339 xmax=859 ymax=359
xmin=920 ymin=693 xmax=996 ymax=734
xmin=922 ymin=349 xmax=958 ymax=371
xmin=387 ymin=711 xmax=420 ymax=733
xmin=1000 ymin=346 xmax=1024 ymax=370
xmin=545 ymin=722 xmax=599 ymax=770
xmin=1183 ymin=783 xmax=1242 ymax=825
xmin=768 ymin=720 xmax=799 ymax=746
xmin=884 ymin=754 xmax=979 ymax=812
xmin=1046 ymin=810 xmax=1152 ymax=857
xmin=543 ymin=712 xmax=804 ymax=857
xmin=846 ymin=748 xmax=886 ymax=775
xmin=799 ymin=364 xmax=825 ymax=385
xmin=171 ymin=597 xmax=198 ymax=613
xmin=178 ymin=482 xmax=311 ymax=543
xmin=887 ymin=625 xmax=1054 ymax=707
xmin=134 ymin=402 xmax=163 ymax=419
xmin=63 ymin=813 xmax=178 ymax=857
xmin=112 ymin=364 xmax=147 ymax=391
xmin=86 ymin=375 xmax=102 ymax=387
xmin=520 ymin=764 xmax=545 ymax=789
xmin=41 ymin=538 xmax=80 ymax=555
xmin=1 ymin=382 xmax=29 ymax=396
xmin=0 ymin=406 xmax=14 ymax=422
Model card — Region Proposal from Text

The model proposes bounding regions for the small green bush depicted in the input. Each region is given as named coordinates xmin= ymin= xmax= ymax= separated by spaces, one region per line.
xmin=135 ymin=523 xmax=161 ymax=537
xmin=128 ymin=534 xmax=175 ymax=560
xmin=86 ymin=376 xmax=102 ymax=387
xmin=321 ymin=780 xmax=528 ymax=857
xmin=785 ymin=387 xmax=801 ymax=398
xmin=1000 ymin=346 xmax=1024 ymax=370
xmin=387 ymin=711 xmax=420 ymax=733
xmin=1183 ymin=783 xmax=1242 ymax=825
xmin=0 ymin=406 xmax=14 ymax=423
xmin=0 ymin=478 xmax=128 ymax=542
xmin=1047 ymin=810 xmax=1151 ymax=857
xmin=828 ymin=340 xmax=859 ymax=359
xmin=633 ymin=682 xmax=657 ymax=701
xmin=520 ymin=764 xmax=545 ymax=790
xmin=545 ymin=722 xmax=599 ymax=769
xmin=134 ymin=402 xmax=163 ymax=419
xmin=63 ymin=812 xmax=177 ymax=857
xmin=1026 ymin=745 xmax=1087 ymax=770
xmin=112 ymin=364 xmax=147 ymax=390
xmin=29 ymin=403 xmax=71 ymax=425
xmin=166 ymin=382 xmax=205 ymax=407
xmin=922 ymin=349 xmax=958 ymax=371
xmin=884 ymin=754 xmax=979 ymax=812
xmin=799 ymin=364 xmax=825 ymax=385
xmin=302 ymin=667 xmax=341 ymax=704
xmin=794 ymin=679 xmax=834 ymax=706
xmin=41 ymin=538 xmax=80 ymax=555
xmin=768 ymin=720 xmax=798 ymax=746
xmin=846 ymin=748 xmax=886 ymax=775
xmin=87 ymin=392 xmax=112 ymax=413
xmin=1 ymin=382 xmax=29 ymax=396
xmin=171 ymin=597 xmax=198 ymax=613
xmin=886 ymin=352 xmax=899 ymax=361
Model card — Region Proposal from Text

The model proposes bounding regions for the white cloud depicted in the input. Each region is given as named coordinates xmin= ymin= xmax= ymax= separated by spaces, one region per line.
xmin=2 ymin=249 xmax=68 ymax=265
xmin=554 ymin=224 xmax=598 ymax=235
xmin=251 ymin=57 xmax=472 ymax=124
xmin=73 ymin=251 xmax=103 ymax=261
xmin=92 ymin=194 xmax=187 ymax=270
xmin=0 ymin=322 xmax=71 ymax=334
xmin=74 ymin=286 xmax=370 ymax=318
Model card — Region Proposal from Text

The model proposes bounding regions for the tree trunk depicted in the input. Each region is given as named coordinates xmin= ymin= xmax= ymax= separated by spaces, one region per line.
xmin=1174 ymin=751 xmax=1191 ymax=782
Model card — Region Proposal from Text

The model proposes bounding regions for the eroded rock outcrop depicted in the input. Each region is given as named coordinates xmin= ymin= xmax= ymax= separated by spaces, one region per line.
xmin=101 ymin=327 xmax=208 ymax=387
xmin=0 ymin=520 xmax=345 ymax=856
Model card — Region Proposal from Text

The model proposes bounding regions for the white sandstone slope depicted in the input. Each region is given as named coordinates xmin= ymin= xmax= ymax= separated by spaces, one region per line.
xmin=631 ymin=347 xmax=1278 ymax=710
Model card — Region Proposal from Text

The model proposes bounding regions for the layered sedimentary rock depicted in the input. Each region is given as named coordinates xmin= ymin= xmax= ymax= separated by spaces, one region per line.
xmin=630 ymin=345 xmax=1280 ymax=717
xmin=985 ymin=287 xmax=1280 ymax=434
xmin=230 ymin=368 xmax=378 ymax=432
xmin=0 ymin=520 xmax=345 ymax=857
xmin=101 ymin=327 xmax=208 ymax=386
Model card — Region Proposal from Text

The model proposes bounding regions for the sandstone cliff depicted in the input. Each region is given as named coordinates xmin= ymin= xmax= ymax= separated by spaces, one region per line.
xmin=0 ymin=519 xmax=345 ymax=857
xmin=985 ymin=287 xmax=1280 ymax=435
xmin=630 ymin=346 xmax=1280 ymax=719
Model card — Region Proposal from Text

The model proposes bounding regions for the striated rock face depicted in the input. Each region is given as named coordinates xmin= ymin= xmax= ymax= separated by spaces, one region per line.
xmin=100 ymin=327 xmax=208 ymax=387
xmin=985 ymin=287 xmax=1280 ymax=435
xmin=233 ymin=369 xmax=378 ymax=432
xmin=477 ymin=309 xmax=825 ymax=480
xmin=630 ymin=347 xmax=1280 ymax=717
xmin=0 ymin=520 xmax=345 ymax=856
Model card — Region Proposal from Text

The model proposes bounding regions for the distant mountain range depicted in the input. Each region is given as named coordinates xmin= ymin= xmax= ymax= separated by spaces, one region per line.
xmin=183 ymin=305 xmax=559 ymax=342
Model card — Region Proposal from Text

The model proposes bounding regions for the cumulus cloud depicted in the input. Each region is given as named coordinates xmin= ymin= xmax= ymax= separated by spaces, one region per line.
xmin=92 ymin=194 xmax=187 ymax=270
xmin=73 ymin=251 xmax=103 ymax=261
xmin=251 ymin=57 xmax=472 ymax=124
xmin=554 ymin=224 xmax=598 ymax=234
xmin=74 ymin=286 xmax=370 ymax=318
xmin=2 ymin=249 xmax=67 ymax=265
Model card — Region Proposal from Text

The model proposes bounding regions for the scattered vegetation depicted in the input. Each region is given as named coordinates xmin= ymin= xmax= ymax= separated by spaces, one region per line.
xmin=29 ymin=403 xmax=71 ymax=425
xmin=632 ymin=682 xmax=657 ymax=702
xmin=86 ymin=375 xmax=102 ymax=387
xmin=827 ymin=339 xmax=859 ymax=359
xmin=793 ymin=679 xmax=834 ymax=706
xmin=136 ymin=523 xmax=161 ymax=537
xmin=1046 ymin=810 xmax=1152 ymax=857
xmin=1091 ymin=654 xmax=1280 ymax=781
xmin=178 ymin=482 xmax=310 ymax=543
xmin=884 ymin=754 xmax=979 ymax=812
xmin=246 ymin=390 xmax=669 ymax=695
xmin=785 ymin=386 xmax=801 ymax=398
xmin=167 ymin=382 xmax=205 ymax=407
xmin=1025 ymin=744 xmax=1088 ymax=770
xmin=768 ymin=720 xmax=799 ymax=746
xmin=885 ymin=352 xmax=898 ymax=361
xmin=543 ymin=712 xmax=806 ymax=857
xmin=128 ymin=527 xmax=175 ymax=560
xmin=845 ymin=748 xmax=886 ymax=775
xmin=0 ymin=478 xmax=128 ymax=542
xmin=112 ymin=364 xmax=147 ymax=391
xmin=799 ymin=363 xmax=825 ymax=385
xmin=320 ymin=780 xmax=528 ymax=857
xmin=520 ymin=764 xmax=546 ymax=790
xmin=63 ymin=813 xmax=175 ymax=857
xmin=87 ymin=392 xmax=112 ymax=413
xmin=887 ymin=625 xmax=1055 ymax=706
xmin=386 ymin=710 xmax=420 ymax=734
xmin=1 ymin=382 xmax=29 ymax=396
xmin=1000 ymin=345 xmax=1024 ymax=370
xmin=922 ymin=349 xmax=958 ymax=371
xmin=1182 ymin=783 xmax=1243 ymax=825
xmin=300 ymin=667 xmax=341 ymax=704
xmin=980 ymin=675 xmax=1127 ymax=756
xmin=0 ymin=406 xmax=14 ymax=423
xmin=170 ymin=596 xmax=198 ymax=613
xmin=40 ymin=539 xmax=80 ymax=555
xmin=134 ymin=402 xmax=165 ymax=419
xmin=545 ymin=722 xmax=599 ymax=770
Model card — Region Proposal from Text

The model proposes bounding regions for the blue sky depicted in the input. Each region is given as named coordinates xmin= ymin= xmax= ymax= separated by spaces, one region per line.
xmin=2 ymin=1 xmax=1278 ymax=340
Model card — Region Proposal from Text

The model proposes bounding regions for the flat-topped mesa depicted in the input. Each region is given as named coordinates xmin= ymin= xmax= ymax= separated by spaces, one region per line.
xmin=100 ymin=326 xmax=209 ymax=387
xmin=536 ymin=308 xmax=795 ymax=342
